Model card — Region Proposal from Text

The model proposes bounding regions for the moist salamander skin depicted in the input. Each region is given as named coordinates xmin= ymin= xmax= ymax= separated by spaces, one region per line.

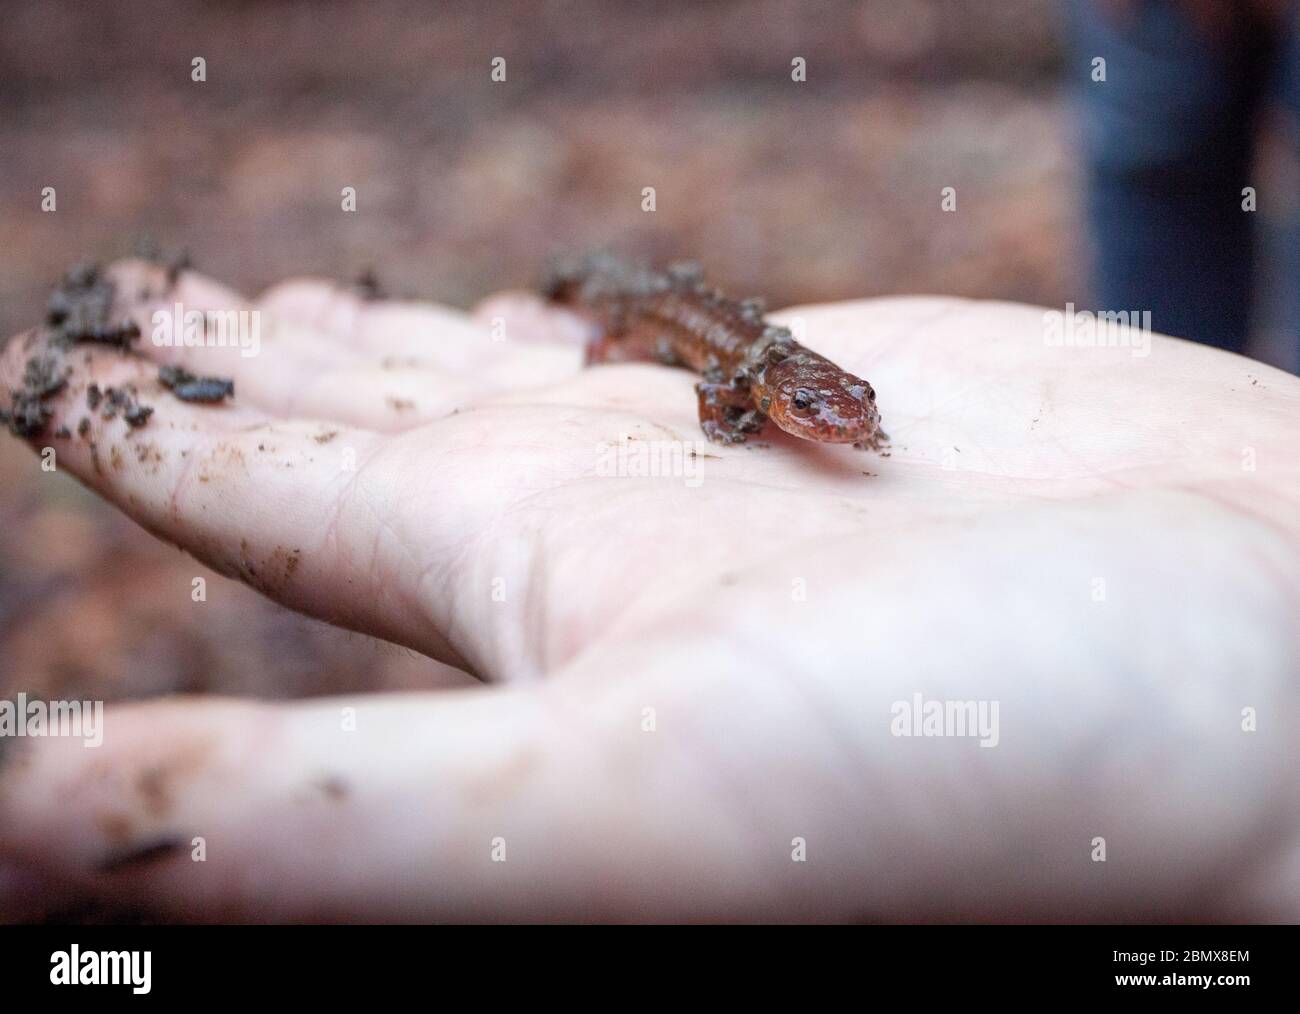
xmin=544 ymin=253 xmax=888 ymax=451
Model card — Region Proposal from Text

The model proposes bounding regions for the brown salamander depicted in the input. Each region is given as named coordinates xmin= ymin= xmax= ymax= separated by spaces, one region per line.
xmin=544 ymin=253 xmax=887 ymax=451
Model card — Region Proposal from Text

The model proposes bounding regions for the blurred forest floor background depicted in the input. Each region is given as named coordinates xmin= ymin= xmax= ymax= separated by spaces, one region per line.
xmin=0 ymin=1 xmax=1284 ymax=699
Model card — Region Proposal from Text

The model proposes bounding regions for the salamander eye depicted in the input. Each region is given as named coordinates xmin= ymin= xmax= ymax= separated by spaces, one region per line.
xmin=790 ymin=388 xmax=818 ymax=414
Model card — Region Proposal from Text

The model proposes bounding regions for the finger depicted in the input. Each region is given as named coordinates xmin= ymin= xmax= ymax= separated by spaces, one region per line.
xmin=103 ymin=260 xmax=373 ymax=417
xmin=258 ymin=278 xmax=492 ymax=362
xmin=107 ymin=262 xmax=581 ymax=432
xmin=104 ymin=260 xmax=495 ymax=433
xmin=0 ymin=691 xmax=624 ymax=922
xmin=0 ymin=331 xmax=466 ymax=666
xmin=472 ymin=291 xmax=598 ymax=347
xmin=0 ymin=683 xmax=780 ymax=922
xmin=255 ymin=345 xmax=583 ymax=432
xmin=254 ymin=280 xmax=585 ymax=424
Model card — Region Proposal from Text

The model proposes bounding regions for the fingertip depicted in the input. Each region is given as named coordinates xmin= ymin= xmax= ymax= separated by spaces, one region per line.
xmin=255 ymin=277 xmax=345 ymax=318
xmin=472 ymin=291 xmax=597 ymax=347
xmin=104 ymin=258 xmax=248 ymax=316
xmin=0 ymin=327 xmax=37 ymax=389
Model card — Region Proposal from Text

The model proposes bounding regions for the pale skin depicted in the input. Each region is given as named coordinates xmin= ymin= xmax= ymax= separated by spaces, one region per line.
xmin=0 ymin=259 xmax=1297 ymax=922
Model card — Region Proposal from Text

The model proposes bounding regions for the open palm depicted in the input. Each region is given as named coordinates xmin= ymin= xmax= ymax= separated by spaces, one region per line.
xmin=1 ymin=258 xmax=1297 ymax=922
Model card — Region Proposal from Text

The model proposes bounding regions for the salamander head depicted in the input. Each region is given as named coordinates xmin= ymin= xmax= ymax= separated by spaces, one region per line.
xmin=757 ymin=352 xmax=882 ymax=444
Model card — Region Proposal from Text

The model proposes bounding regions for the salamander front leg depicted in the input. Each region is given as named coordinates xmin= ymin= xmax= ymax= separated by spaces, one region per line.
xmin=694 ymin=381 xmax=767 ymax=445
xmin=853 ymin=428 xmax=890 ymax=453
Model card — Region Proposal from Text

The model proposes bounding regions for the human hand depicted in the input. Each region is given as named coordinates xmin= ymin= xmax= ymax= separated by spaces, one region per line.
xmin=1 ymin=259 xmax=1297 ymax=921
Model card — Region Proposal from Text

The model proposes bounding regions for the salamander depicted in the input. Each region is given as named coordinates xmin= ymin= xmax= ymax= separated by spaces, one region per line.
xmin=543 ymin=253 xmax=888 ymax=451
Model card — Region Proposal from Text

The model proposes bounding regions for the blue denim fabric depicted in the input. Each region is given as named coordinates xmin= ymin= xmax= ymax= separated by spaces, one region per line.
xmin=1064 ymin=0 xmax=1297 ymax=360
